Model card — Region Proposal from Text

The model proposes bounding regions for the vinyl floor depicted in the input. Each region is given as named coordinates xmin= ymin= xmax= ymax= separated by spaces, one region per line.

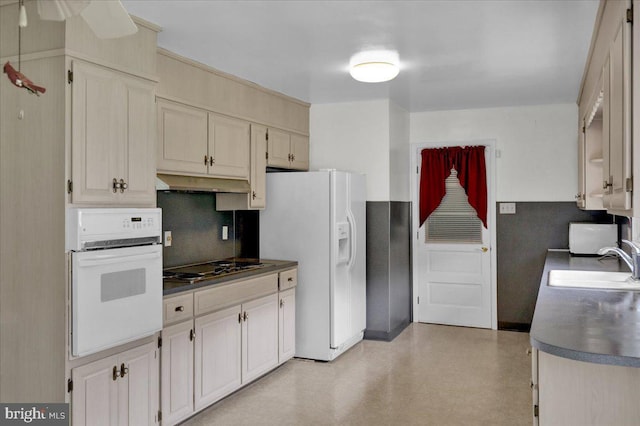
xmin=182 ymin=323 xmax=532 ymax=426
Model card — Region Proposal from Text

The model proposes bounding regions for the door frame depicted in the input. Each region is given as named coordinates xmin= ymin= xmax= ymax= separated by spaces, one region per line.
xmin=410 ymin=139 xmax=498 ymax=330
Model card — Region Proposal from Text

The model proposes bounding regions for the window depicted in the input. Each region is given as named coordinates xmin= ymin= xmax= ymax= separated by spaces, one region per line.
xmin=426 ymin=169 xmax=482 ymax=243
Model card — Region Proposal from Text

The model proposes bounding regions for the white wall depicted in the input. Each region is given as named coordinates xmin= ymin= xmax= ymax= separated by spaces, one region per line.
xmin=310 ymin=100 xmax=391 ymax=201
xmin=410 ymin=103 xmax=578 ymax=201
xmin=389 ymin=102 xmax=411 ymax=201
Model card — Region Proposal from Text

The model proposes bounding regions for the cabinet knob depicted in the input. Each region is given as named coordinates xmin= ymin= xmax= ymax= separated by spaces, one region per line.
xmin=175 ymin=306 xmax=184 ymax=312
xmin=112 ymin=365 xmax=120 ymax=381
xmin=120 ymin=363 xmax=128 ymax=378
xmin=119 ymin=179 xmax=127 ymax=193
xmin=112 ymin=178 xmax=121 ymax=193
xmin=287 ymin=277 xmax=293 ymax=282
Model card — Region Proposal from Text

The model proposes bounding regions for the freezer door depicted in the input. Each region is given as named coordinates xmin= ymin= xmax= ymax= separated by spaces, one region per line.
xmin=330 ymin=171 xmax=366 ymax=349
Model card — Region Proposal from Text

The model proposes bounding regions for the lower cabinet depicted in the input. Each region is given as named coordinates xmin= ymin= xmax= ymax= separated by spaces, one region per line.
xmin=532 ymin=348 xmax=640 ymax=425
xmin=161 ymin=292 xmax=280 ymax=425
xmin=71 ymin=341 xmax=159 ymax=426
xmin=278 ymin=288 xmax=296 ymax=363
xmin=161 ymin=321 xmax=194 ymax=425
xmin=194 ymin=305 xmax=242 ymax=411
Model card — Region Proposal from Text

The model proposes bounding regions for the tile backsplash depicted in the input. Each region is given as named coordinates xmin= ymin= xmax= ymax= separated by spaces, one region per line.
xmin=157 ymin=191 xmax=259 ymax=268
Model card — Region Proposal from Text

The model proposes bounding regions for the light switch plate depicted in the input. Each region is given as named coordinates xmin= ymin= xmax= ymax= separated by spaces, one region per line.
xmin=499 ymin=203 xmax=516 ymax=214
xmin=222 ymin=226 xmax=229 ymax=240
xmin=164 ymin=231 xmax=172 ymax=247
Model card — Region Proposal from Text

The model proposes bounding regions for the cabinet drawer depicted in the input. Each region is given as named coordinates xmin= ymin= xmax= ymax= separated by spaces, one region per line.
xmin=195 ymin=273 xmax=278 ymax=316
xmin=279 ymin=269 xmax=297 ymax=291
xmin=164 ymin=294 xmax=194 ymax=325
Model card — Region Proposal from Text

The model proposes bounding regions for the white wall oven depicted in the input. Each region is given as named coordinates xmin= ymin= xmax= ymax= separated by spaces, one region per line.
xmin=66 ymin=208 xmax=163 ymax=357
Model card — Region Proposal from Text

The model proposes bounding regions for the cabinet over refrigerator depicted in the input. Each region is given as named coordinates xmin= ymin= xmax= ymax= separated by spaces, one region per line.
xmin=260 ymin=170 xmax=366 ymax=361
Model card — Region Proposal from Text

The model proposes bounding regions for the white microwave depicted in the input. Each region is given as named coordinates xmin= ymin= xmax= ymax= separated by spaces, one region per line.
xmin=569 ymin=223 xmax=617 ymax=255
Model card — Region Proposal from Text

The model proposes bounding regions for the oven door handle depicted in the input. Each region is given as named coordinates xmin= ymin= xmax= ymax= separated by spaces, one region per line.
xmin=76 ymin=251 xmax=161 ymax=267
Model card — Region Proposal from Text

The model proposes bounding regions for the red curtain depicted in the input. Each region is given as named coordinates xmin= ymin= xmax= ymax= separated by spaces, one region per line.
xmin=419 ymin=146 xmax=487 ymax=228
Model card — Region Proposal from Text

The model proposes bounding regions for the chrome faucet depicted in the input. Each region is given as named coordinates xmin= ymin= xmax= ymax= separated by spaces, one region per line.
xmin=598 ymin=240 xmax=640 ymax=281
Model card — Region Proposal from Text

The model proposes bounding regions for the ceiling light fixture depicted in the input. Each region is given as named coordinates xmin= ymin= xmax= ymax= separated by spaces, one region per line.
xmin=349 ymin=50 xmax=399 ymax=83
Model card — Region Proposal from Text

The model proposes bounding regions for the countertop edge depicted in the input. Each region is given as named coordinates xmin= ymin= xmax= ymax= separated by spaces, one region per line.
xmin=530 ymin=250 xmax=640 ymax=367
xmin=163 ymin=259 xmax=298 ymax=296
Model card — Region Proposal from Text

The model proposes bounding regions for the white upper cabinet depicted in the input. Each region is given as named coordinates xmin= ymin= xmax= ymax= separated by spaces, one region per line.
xmin=157 ymin=99 xmax=209 ymax=175
xmin=208 ymin=113 xmax=250 ymax=179
xmin=267 ymin=128 xmax=309 ymax=170
xmin=577 ymin=0 xmax=633 ymax=215
xmin=156 ymin=99 xmax=250 ymax=180
xmin=602 ymin=7 xmax=632 ymax=214
xmin=71 ymin=60 xmax=156 ymax=206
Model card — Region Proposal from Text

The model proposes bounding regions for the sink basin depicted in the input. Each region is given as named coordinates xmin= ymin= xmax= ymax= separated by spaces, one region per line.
xmin=548 ymin=270 xmax=640 ymax=290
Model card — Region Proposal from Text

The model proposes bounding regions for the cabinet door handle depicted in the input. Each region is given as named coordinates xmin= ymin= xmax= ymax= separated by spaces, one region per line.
xmin=287 ymin=277 xmax=293 ymax=282
xmin=120 ymin=363 xmax=128 ymax=378
xmin=189 ymin=329 xmax=195 ymax=341
xmin=119 ymin=179 xmax=127 ymax=193
xmin=291 ymin=154 xmax=295 ymax=161
xmin=209 ymin=156 xmax=214 ymax=166
xmin=175 ymin=306 xmax=184 ymax=312
xmin=280 ymin=299 xmax=284 ymax=308
xmin=112 ymin=178 xmax=121 ymax=193
xmin=252 ymin=191 xmax=256 ymax=200
xmin=238 ymin=312 xmax=243 ymax=323
xmin=243 ymin=311 xmax=248 ymax=321
xmin=112 ymin=365 xmax=120 ymax=381
xmin=204 ymin=155 xmax=208 ymax=166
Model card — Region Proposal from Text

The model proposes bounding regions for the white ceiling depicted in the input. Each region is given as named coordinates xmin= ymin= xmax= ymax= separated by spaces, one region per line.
xmin=121 ymin=0 xmax=599 ymax=113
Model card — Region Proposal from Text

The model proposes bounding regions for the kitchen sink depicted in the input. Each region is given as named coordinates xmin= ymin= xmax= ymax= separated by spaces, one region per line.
xmin=548 ymin=269 xmax=640 ymax=290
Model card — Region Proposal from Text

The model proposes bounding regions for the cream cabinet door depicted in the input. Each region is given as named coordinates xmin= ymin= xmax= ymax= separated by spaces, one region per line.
xmin=71 ymin=342 xmax=159 ymax=426
xmin=118 ymin=78 xmax=156 ymax=206
xmin=242 ymin=293 xmax=279 ymax=383
xmin=602 ymin=4 xmax=632 ymax=214
xmin=71 ymin=61 xmax=156 ymax=206
xmin=266 ymin=128 xmax=291 ymax=168
xmin=208 ymin=113 xmax=250 ymax=179
xmin=278 ymin=288 xmax=296 ymax=364
xmin=157 ymin=99 xmax=208 ymax=175
xmin=250 ymin=124 xmax=267 ymax=209
xmin=161 ymin=321 xmax=194 ymax=426
xmin=72 ymin=354 xmax=119 ymax=426
xmin=194 ymin=305 xmax=242 ymax=411
xmin=71 ymin=60 xmax=121 ymax=204
xmin=117 ymin=342 xmax=159 ymax=426
xmin=290 ymin=134 xmax=309 ymax=171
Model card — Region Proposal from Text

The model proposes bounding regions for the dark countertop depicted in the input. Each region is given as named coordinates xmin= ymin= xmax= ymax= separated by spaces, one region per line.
xmin=163 ymin=259 xmax=298 ymax=296
xmin=530 ymin=250 xmax=640 ymax=367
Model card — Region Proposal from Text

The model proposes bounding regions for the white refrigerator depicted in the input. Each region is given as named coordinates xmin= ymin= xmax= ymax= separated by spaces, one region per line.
xmin=260 ymin=170 xmax=366 ymax=361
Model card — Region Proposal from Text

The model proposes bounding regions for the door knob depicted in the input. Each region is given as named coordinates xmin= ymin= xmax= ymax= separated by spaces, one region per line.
xmin=481 ymin=247 xmax=489 ymax=252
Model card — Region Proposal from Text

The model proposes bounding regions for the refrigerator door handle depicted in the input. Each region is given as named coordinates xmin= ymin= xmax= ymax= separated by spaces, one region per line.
xmin=346 ymin=209 xmax=357 ymax=269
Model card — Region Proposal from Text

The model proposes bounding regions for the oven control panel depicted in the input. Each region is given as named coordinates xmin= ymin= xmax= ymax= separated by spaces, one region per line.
xmin=66 ymin=208 xmax=162 ymax=251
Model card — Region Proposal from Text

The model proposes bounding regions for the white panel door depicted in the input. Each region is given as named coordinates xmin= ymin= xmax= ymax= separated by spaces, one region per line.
xmin=414 ymin=144 xmax=494 ymax=329
xmin=117 ymin=342 xmax=159 ymax=426
xmin=278 ymin=288 xmax=296 ymax=363
xmin=72 ymin=355 xmax=118 ymax=426
xmin=161 ymin=321 xmax=194 ymax=425
xmin=242 ymin=294 xmax=279 ymax=383
xmin=194 ymin=305 xmax=242 ymax=411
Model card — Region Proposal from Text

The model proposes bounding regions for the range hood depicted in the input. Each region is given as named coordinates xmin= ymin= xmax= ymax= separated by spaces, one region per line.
xmin=156 ymin=174 xmax=251 ymax=193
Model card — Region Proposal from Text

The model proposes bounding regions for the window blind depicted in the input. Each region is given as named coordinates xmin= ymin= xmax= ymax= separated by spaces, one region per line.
xmin=426 ymin=169 xmax=482 ymax=243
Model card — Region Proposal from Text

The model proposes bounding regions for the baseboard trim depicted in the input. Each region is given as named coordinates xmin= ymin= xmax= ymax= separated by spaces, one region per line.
xmin=498 ymin=321 xmax=530 ymax=332
xmin=364 ymin=320 xmax=410 ymax=342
